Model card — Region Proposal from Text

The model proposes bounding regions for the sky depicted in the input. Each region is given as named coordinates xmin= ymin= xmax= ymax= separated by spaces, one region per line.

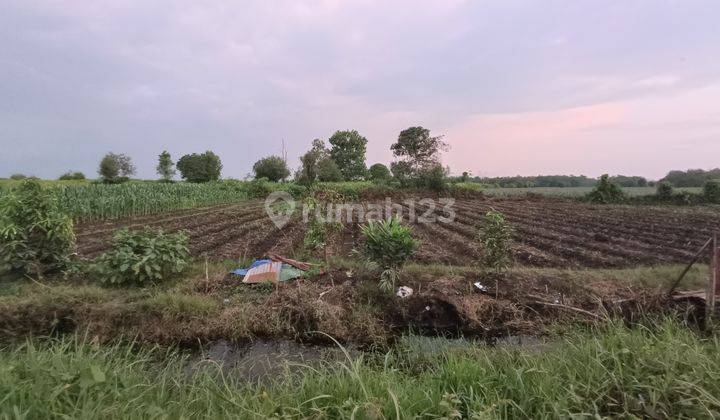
xmin=1 ymin=0 xmax=719 ymax=180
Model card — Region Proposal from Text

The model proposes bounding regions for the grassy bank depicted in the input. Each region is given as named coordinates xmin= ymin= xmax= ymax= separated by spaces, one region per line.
xmin=1 ymin=320 xmax=719 ymax=418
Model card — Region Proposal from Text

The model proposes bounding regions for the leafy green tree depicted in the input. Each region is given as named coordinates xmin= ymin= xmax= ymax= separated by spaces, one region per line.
xmin=328 ymin=130 xmax=368 ymax=180
xmin=253 ymin=156 xmax=290 ymax=182
xmin=480 ymin=211 xmax=513 ymax=274
xmin=0 ymin=179 xmax=75 ymax=277
xmin=296 ymin=139 xmax=329 ymax=185
xmin=391 ymin=126 xmax=447 ymax=169
xmin=704 ymin=180 xmax=720 ymax=203
xmin=58 ymin=171 xmax=86 ymax=181
xmin=368 ymin=163 xmax=391 ymax=183
xmin=98 ymin=153 xmax=135 ymax=184
xmin=390 ymin=161 xmax=414 ymax=187
xmin=587 ymin=174 xmax=626 ymax=204
xmin=656 ymin=182 xmax=674 ymax=200
xmin=156 ymin=151 xmax=176 ymax=182
xmin=316 ymin=157 xmax=343 ymax=182
xmin=9 ymin=174 xmax=27 ymax=180
xmin=176 ymin=151 xmax=222 ymax=183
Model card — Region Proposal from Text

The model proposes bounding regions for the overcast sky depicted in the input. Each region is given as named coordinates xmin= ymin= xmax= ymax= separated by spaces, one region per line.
xmin=1 ymin=0 xmax=719 ymax=180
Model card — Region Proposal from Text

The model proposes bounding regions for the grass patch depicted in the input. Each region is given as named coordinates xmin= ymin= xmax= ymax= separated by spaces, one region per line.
xmin=1 ymin=319 xmax=719 ymax=418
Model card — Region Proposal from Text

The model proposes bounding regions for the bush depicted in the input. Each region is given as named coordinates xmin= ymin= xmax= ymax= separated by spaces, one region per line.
xmin=9 ymin=174 xmax=27 ymax=180
xmin=246 ymin=178 xmax=273 ymax=198
xmin=703 ymin=180 xmax=720 ymax=204
xmin=368 ymin=163 xmax=391 ymax=183
xmin=415 ymin=164 xmax=447 ymax=192
xmin=360 ymin=217 xmax=417 ymax=291
xmin=253 ymin=156 xmax=290 ymax=182
xmin=656 ymin=182 xmax=674 ymax=200
xmin=59 ymin=171 xmax=86 ymax=181
xmin=0 ymin=180 xmax=75 ymax=276
xmin=587 ymin=174 xmax=626 ymax=204
xmin=480 ymin=211 xmax=513 ymax=274
xmin=176 ymin=151 xmax=222 ymax=183
xmin=94 ymin=228 xmax=189 ymax=285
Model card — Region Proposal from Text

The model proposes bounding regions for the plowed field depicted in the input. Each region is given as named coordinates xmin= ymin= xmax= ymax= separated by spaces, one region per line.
xmin=76 ymin=198 xmax=720 ymax=268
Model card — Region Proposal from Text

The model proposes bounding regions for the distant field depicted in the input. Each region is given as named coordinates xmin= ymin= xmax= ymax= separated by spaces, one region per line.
xmin=483 ymin=186 xmax=703 ymax=197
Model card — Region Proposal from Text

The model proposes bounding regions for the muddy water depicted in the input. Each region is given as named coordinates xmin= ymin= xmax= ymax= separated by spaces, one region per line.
xmin=189 ymin=339 xmax=357 ymax=382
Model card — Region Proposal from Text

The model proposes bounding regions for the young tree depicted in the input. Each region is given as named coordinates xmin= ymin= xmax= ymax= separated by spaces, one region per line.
xmin=176 ymin=151 xmax=222 ymax=183
xmin=98 ymin=152 xmax=135 ymax=183
xmin=253 ymin=155 xmax=290 ymax=182
xmin=316 ymin=157 xmax=343 ymax=182
xmin=328 ymin=130 xmax=368 ymax=180
xmin=156 ymin=150 xmax=176 ymax=182
xmin=480 ymin=211 xmax=513 ymax=275
xmin=296 ymin=139 xmax=329 ymax=185
xmin=368 ymin=163 xmax=391 ymax=183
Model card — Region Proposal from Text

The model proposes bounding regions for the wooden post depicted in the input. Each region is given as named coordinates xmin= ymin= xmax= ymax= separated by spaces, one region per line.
xmin=708 ymin=234 xmax=718 ymax=323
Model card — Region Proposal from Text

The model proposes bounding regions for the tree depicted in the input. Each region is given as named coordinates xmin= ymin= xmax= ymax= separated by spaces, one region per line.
xmin=316 ymin=157 xmax=343 ymax=182
xmin=368 ymin=163 xmax=391 ymax=183
xmin=328 ymin=130 xmax=368 ymax=180
xmin=98 ymin=152 xmax=135 ymax=184
xmin=360 ymin=217 xmax=417 ymax=292
xmin=156 ymin=151 xmax=176 ymax=182
xmin=656 ymin=182 xmax=674 ymax=200
xmin=253 ymin=155 xmax=290 ymax=182
xmin=58 ymin=171 xmax=85 ymax=180
xmin=296 ymin=139 xmax=329 ymax=185
xmin=176 ymin=151 xmax=222 ymax=183
xmin=587 ymin=174 xmax=626 ymax=204
xmin=391 ymin=126 xmax=447 ymax=170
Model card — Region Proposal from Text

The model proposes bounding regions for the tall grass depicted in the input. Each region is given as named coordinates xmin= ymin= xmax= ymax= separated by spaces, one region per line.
xmin=2 ymin=320 xmax=719 ymax=418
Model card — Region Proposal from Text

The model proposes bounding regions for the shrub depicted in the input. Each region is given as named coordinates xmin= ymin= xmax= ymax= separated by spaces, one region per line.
xmin=360 ymin=217 xmax=417 ymax=291
xmin=9 ymin=174 xmax=27 ymax=180
xmin=94 ymin=228 xmax=189 ymax=285
xmin=368 ymin=163 xmax=391 ymax=183
xmin=176 ymin=151 xmax=222 ymax=183
xmin=59 ymin=171 xmax=86 ymax=181
xmin=703 ymin=180 xmax=720 ymax=204
xmin=253 ymin=156 xmax=290 ymax=182
xmin=415 ymin=163 xmax=447 ymax=192
xmin=480 ymin=211 xmax=513 ymax=274
xmin=656 ymin=182 xmax=674 ymax=200
xmin=587 ymin=174 xmax=626 ymax=204
xmin=246 ymin=178 xmax=273 ymax=198
xmin=0 ymin=179 xmax=75 ymax=276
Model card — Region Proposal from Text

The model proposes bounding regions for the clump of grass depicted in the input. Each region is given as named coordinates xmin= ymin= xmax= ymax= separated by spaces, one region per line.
xmin=2 ymin=319 xmax=720 ymax=418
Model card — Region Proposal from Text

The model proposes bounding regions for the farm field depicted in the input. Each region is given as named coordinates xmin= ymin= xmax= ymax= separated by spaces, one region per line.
xmin=483 ymin=186 xmax=703 ymax=197
xmin=75 ymin=196 xmax=720 ymax=269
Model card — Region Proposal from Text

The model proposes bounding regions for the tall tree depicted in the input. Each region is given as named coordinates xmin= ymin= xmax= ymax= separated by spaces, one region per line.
xmin=98 ymin=152 xmax=135 ymax=184
xmin=296 ymin=139 xmax=329 ymax=185
xmin=253 ymin=155 xmax=290 ymax=182
xmin=390 ymin=126 xmax=447 ymax=171
xmin=328 ymin=130 xmax=368 ymax=180
xmin=176 ymin=151 xmax=222 ymax=183
xmin=156 ymin=151 xmax=176 ymax=182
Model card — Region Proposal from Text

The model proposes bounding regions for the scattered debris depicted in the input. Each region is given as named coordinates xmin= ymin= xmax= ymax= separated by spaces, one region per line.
xmin=473 ymin=282 xmax=488 ymax=293
xmin=396 ymin=286 xmax=414 ymax=298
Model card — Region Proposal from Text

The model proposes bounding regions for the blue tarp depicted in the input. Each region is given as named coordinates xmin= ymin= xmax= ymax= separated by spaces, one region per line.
xmin=230 ymin=259 xmax=272 ymax=276
xmin=231 ymin=259 xmax=306 ymax=282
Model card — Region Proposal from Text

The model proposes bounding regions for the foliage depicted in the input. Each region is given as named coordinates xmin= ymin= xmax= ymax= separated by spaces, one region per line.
xmin=98 ymin=153 xmax=135 ymax=184
xmin=609 ymin=175 xmax=648 ymax=187
xmin=246 ymin=178 xmax=273 ymax=198
xmin=0 ymin=179 xmax=75 ymax=276
xmin=316 ymin=157 xmax=343 ymax=182
xmin=156 ymin=151 xmax=176 ymax=182
xmin=587 ymin=174 xmax=626 ymax=204
xmin=296 ymin=139 xmax=330 ymax=185
xmin=94 ymin=228 xmax=189 ymax=285
xmin=368 ymin=163 xmax=391 ymax=183
xmin=58 ymin=171 xmax=86 ymax=181
xmin=391 ymin=126 xmax=448 ymax=169
xmin=176 ymin=151 xmax=222 ymax=183
xmin=390 ymin=161 xmax=414 ymax=187
xmin=656 ymin=181 xmax=674 ymax=200
xmin=703 ymin=180 xmax=720 ymax=204
xmin=415 ymin=163 xmax=448 ymax=192
xmin=360 ymin=217 xmax=417 ymax=291
xmin=660 ymin=168 xmax=720 ymax=187
xmin=9 ymin=174 xmax=27 ymax=180
xmin=328 ymin=130 xmax=368 ymax=181
xmin=479 ymin=211 xmax=513 ymax=274
xmin=252 ymin=155 xmax=289 ymax=182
